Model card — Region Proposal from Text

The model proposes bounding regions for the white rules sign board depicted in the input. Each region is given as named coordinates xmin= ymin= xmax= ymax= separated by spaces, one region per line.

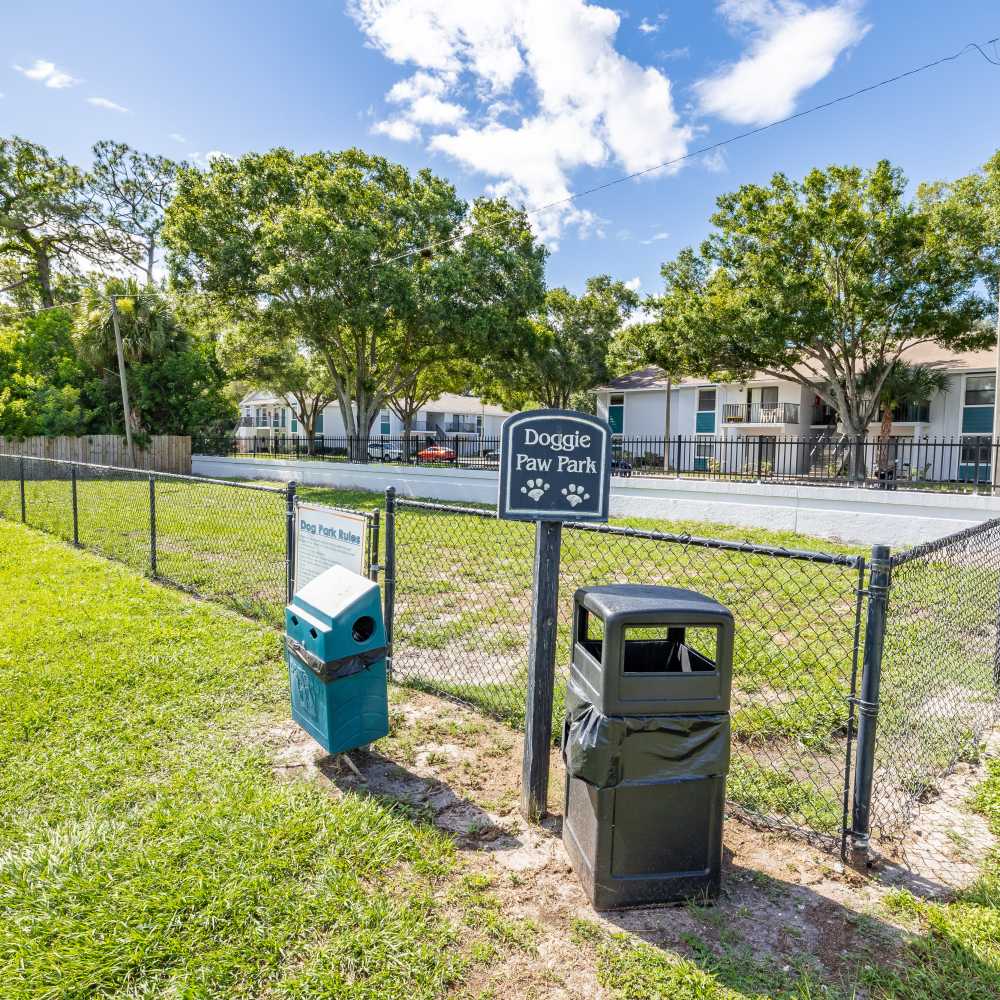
xmin=294 ymin=501 xmax=367 ymax=590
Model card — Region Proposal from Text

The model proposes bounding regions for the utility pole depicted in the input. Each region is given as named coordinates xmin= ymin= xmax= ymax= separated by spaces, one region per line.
xmin=662 ymin=374 xmax=672 ymax=471
xmin=110 ymin=295 xmax=137 ymax=467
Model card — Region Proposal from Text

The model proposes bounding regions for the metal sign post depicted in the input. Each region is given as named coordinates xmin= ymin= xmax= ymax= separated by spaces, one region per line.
xmin=498 ymin=409 xmax=612 ymax=821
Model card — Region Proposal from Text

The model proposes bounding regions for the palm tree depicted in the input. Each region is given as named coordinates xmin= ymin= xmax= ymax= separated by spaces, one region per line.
xmin=860 ymin=361 xmax=948 ymax=474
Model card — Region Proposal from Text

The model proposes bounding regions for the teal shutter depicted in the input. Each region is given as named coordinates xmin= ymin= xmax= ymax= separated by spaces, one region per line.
xmin=962 ymin=406 xmax=993 ymax=434
xmin=608 ymin=405 xmax=623 ymax=434
xmin=696 ymin=412 xmax=716 ymax=434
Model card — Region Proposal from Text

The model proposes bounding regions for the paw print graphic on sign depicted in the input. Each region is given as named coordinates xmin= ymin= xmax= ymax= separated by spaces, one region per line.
xmin=562 ymin=483 xmax=590 ymax=508
xmin=520 ymin=478 xmax=550 ymax=501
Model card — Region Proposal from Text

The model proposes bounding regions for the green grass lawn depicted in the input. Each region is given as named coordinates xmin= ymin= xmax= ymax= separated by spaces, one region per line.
xmin=0 ymin=521 xmax=482 ymax=998
xmin=2 ymin=519 xmax=999 ymax=998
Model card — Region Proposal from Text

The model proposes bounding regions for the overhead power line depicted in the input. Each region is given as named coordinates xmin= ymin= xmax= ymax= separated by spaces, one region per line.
xmin=379 ymin=35 xmax=1000 ymax=266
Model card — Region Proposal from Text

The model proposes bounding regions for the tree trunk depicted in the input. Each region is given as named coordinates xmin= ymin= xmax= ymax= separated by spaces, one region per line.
xmin=145 ymin=240 xmax=155 ymax=287
xmin=403 ymin=412 xmax=413 ymax=463
xmin=304 ymin=409 xmax=316 ymax=456
xmin=34 ymin=246 xmax=54 ymax=309
xmin=877 ymin=405 xmax=894 ymax=472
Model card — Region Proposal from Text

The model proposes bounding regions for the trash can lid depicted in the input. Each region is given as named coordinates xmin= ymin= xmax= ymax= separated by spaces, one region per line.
xmin=575 ymin=584 xmax=733 ymax=625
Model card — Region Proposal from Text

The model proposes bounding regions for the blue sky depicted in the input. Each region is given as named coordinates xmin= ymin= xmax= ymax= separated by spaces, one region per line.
xmin=3 ymin=1 xmax=999 ymax=297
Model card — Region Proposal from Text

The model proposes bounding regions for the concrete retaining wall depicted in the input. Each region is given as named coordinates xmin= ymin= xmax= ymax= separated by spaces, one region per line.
xmin=193 ymin=454 xmax=1000 ymax=548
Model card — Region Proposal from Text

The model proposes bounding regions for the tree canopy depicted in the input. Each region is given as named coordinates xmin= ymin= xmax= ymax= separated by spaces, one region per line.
xmin=648 ymin=161 xmax=990 ymax=439
xmin=164 ymin=147 xmax=546 ymax=444
xmin=483 ymin=275 xmax=638 ymax=410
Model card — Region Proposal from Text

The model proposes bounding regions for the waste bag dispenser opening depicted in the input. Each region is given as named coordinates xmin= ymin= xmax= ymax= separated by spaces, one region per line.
xmin=562 ymin=584 xmax=734 ymax=910
xmin=285 ymin=564 xmax=389 ymax=755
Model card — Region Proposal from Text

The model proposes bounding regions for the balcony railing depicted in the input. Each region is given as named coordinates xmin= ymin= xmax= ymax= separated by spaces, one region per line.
xmin=723 ymin=402 xmax=800 ymax=425
xmin=811 ymin=402 xmax=931 ymax=426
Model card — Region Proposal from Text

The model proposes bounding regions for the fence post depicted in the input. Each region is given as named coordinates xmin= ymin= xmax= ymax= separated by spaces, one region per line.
xmin=521 ymin=519 xmax=563 ymax=822
xmin=850 ymin=543 xmax=892 ymax=865
xmin=285 ymin=481 xmax=297 ymax=602
xmin=19 ymin=456 xmax=26 ymax=522
xmin=383 ymin=487 xmax=396 ymax=679
xmin=148 ymin=475 xmax=157 ymax=577
xmin=71 ymin=465 xmax=79 ymax=546
xmin=369 ymin=508 xmax=380 ymax=582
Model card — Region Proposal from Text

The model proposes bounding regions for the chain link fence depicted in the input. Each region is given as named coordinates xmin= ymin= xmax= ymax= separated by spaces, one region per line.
xmin=385 ymin=495 xmax=867 ymax=845
xmin=0 ymin=454 xmax=371 ymax=627
xmin=5 ymin=454 xmax=998 ymax=876
xmin=867 ymin=519 xmax=1000 ymax=883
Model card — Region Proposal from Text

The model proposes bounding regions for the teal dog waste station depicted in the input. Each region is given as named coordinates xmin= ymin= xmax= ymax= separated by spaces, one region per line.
xmin=562 ymin=584 xmax=734 ymax=910
xmin=285 ymin=564 xmax=389 ymax=754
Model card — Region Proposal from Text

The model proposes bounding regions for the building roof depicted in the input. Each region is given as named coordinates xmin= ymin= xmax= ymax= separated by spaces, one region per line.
xmin=238 ymin=388 xmax=512 ymax=416
xmin=597 ymin=366 xmax=713 ymax=392
xmin=427 ymin=392 xmax=513 ymax=417
xmin=600 ymin=346 xmax=998 ymax=394
xmin=897 ymin=343 xmax=996 ymax=371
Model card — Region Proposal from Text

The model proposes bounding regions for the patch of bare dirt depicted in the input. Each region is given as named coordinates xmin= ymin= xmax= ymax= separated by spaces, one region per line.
xmin=260 ymin=688 xmax=996 ymax=997
xmin=874 ymin=731 xmax=1000 ymax=896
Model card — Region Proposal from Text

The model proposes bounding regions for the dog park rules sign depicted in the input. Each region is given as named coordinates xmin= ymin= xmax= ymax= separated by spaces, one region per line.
xmin=498 ymin=409 xmax=612 ymax=522
xmin=294 ymin=501 xmax=367 ymax=590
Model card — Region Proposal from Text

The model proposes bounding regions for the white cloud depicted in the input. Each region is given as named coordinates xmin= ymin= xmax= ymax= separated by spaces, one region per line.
xmin=695 ymin=1 xmax=869 ymax=125
xmin=87 ymin=96 xmax=128 ymax=112
xmin=624 ymin=276 xmax=641 ymax=290
xmin=169 ymin=132 xmax=188 ymax=144
xmin=13 ymin=59 xmax=79 ymax=89
xmin=640 ymin=230 xmax=670 ymax=245
xmin=638 ymin=13 xmax=667 ymax=34
xmin=349 ymin=0 xmax=693 ymax=243
xmin=373 ymin=117 xmax=422 ymax=141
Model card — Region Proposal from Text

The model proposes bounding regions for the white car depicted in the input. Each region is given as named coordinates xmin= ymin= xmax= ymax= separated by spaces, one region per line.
xmin=366 ymin=442 xmax=405 ymax=462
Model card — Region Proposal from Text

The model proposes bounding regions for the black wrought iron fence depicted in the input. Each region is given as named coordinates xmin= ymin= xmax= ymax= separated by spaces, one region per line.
xmin=194 ymin=431 xmax=1000 ymax=494
xmin=383 ymin=492 xmax=868 ymax=845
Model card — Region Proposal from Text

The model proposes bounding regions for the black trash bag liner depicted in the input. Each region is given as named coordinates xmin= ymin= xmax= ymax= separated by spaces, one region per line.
xmin=563 ymin=686 xmax=730 ymax=789
xmin=286 ymin=637 xmax=386 ymax=681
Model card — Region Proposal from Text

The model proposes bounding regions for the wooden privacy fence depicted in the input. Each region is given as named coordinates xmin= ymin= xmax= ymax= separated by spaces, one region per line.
xmin=0 ymin=436 xmax=191 ymax=474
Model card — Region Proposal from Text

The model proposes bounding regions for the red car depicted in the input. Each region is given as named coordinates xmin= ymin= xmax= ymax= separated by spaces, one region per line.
xmin=416 ymin=444 xmax=457 ymax=462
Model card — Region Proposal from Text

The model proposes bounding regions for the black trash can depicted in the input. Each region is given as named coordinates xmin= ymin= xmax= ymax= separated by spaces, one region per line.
xmin=561 ymin=585 xmax=734 ymax=910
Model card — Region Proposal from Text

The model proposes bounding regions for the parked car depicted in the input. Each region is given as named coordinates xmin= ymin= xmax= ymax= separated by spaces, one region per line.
xmin=611 ymin=458 xmax=633 ymax=477
xmin=416 ymin=444 xmax=457 ymax=462
xmin=366 ymin=442 xmax=405 ymax=463
xmin=480 ymin=445 xmax=500 ymax=461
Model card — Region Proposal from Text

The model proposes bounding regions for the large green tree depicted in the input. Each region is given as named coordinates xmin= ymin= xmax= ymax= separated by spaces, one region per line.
xmin=164 ymin=148 xmax=545 ymax=451
xmin=0 ymin=137 xmax=109 ymax=308
xmin=483 ymin=275 xmax=638 ymax=410
xmin=74 ymin=279 xmax=233 ymax=439
xmin=90 ymin=141 xmax=178 ymax=285
xmin=218 ymin=317 xmax=337 ymax=447
xmin=0 ymin=308 xmax=90 ymax=436
xmin=650 ymin=162 xmax=989 ymax=450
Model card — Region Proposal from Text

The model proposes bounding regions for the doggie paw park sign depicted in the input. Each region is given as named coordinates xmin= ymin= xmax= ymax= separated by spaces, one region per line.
xmin=498 ymin=409 xmax=612 ymax=522
xmin=498 ymin=409 xmax=613 ymax=820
